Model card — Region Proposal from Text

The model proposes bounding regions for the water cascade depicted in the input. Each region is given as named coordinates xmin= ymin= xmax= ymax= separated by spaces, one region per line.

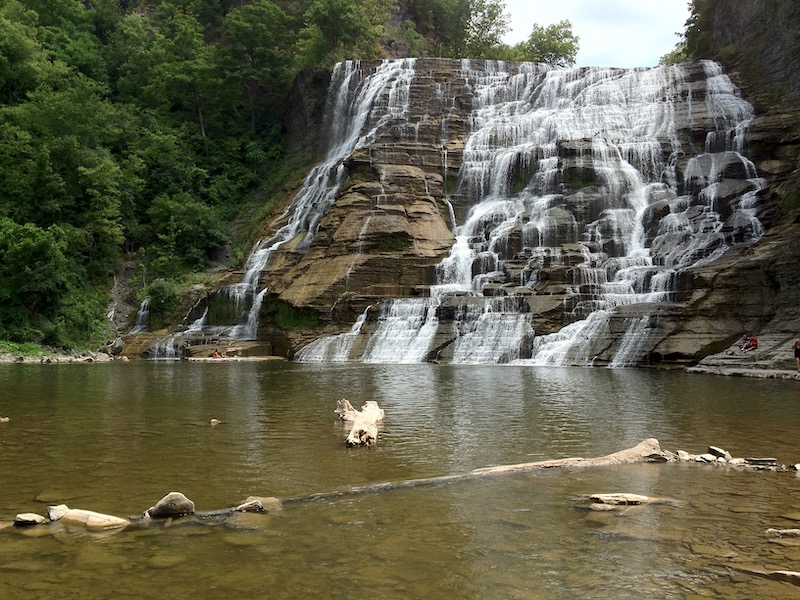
xmin=138 ymin=60 xmax=419 ymax=357
xmin=130 ymin=298 xmax=151 ymax=334
xmin=297 ymin=59 xmax=766 ymax=366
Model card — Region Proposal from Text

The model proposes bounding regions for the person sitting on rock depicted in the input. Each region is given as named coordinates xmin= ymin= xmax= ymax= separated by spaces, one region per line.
xmin=793 ymin=339 xmax=800 ymax=371
xmin=741 ymin=335 xmax=758 ymax=352
xmin=736 ymin=335 xmax=750 ymax=350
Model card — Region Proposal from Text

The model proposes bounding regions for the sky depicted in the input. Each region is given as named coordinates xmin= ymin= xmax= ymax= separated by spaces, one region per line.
xmin=502 ymin=0 xmax=690 ymax=68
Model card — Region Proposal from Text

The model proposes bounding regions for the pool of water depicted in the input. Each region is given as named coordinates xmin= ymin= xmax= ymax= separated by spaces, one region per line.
xmin=1 ymin=362 xmax=799 ymax=598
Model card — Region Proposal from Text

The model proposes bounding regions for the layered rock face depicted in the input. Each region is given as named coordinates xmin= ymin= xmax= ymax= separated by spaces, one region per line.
xmin=133 ymin=51 xmax=798 ymax=366
xmin=283 ymin=58 xmax=776 ymax=365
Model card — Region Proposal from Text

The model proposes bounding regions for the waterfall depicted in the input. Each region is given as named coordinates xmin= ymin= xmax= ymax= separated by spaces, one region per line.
xmin=217 ymin=59 xmax=416 ymax=339
xmin=296 ymin=59 xmax=766 ymax=366
xmin=130 ymin=298 xmax=150 ymax=334
xmin=144 ymin=60 xmax=419 ymax=355
xmin=294 ymin=308 xmax=370 ymax=362
xmin=147 ymin=307 xmax=209 ymax=359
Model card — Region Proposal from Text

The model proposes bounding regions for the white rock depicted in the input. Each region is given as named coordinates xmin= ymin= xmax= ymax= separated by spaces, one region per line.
xmin=588 ymin=493 xmax=651 ymax=505
xmin=676 ymin=450 xmax=690 ymax=461
xmin=240 ymin=496 xmax=282 ymax=513
xmin=708 ymin=445 xmax=727 ymax=458
xmin=59 ymin=508 xmax=129 ymax=530
xmin=47 ymin=504 xmax=70 ymax=521
xmin=766 ymin=528 xmax=800 ymax=537
xmin=14 ymin=513 xmax=47 ymax=526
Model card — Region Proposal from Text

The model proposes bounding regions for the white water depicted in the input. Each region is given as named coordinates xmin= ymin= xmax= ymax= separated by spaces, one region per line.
xmin=155 ymin=60 xmax=418 ymax=352
xmin=293 ymin=59 xmax=767 ymax=366
xmin=130 ymin=298 xmax=150 ymax=334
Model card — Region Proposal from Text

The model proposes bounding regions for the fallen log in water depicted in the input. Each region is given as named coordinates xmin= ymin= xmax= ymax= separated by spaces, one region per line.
xmin=8 ymin=439 xmax=672 ymax=532
xmin=281 ymin=438 xmax=673 ymax=505
xmin=11 ymin=438 xmax=800 ymax=535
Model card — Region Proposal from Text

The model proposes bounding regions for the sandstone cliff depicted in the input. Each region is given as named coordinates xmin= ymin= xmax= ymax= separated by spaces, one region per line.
xmin=660 ymin=0 xmax=800 ymax=366
xmin=273 ymin=58 xmax=788 ymax=365
xmin=128 ymin=4 xmax=800 ymax=366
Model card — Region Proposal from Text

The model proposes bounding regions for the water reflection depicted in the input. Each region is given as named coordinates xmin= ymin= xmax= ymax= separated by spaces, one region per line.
xmin=1 ymin=362 xmax=799 ymax=599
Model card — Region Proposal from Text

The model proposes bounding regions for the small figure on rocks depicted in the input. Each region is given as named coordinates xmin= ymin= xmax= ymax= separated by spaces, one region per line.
xmin=741 ymin=335 xmax=758 ymax=352
xmin=793 ymin=338 xmax=800 ymax=372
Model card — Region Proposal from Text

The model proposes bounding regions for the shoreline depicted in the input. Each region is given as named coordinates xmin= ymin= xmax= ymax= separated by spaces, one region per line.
xmin=1 ymin=352 xmax=798 ymax=381
xmin=3 ymin=334 xmax=800 ymax=380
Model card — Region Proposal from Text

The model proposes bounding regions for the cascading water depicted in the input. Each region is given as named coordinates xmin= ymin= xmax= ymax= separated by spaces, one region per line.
xmin=297 ymin=58 xmax=766 ymax=366
xmin=130 ymin=298 xmax=151 ymax=334
xmin=142 ymin=59 xmax=418 ymax=356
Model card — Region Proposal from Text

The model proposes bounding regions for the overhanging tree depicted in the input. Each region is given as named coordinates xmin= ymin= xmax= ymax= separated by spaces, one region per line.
xmin=516 ymin=20 xmax=579 ymax=67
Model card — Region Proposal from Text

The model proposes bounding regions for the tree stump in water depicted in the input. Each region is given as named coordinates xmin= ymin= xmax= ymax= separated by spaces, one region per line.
xmin=335 ymin=399 xmax=384 ymax=447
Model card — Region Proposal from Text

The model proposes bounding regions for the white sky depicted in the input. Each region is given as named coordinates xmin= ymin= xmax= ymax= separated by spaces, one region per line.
xmin=502 ymin=0 xmax=690 ymax=68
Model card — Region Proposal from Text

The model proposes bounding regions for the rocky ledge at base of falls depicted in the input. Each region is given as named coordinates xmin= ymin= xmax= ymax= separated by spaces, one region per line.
xmin=124 ymin=47 xmax=800 ymax=368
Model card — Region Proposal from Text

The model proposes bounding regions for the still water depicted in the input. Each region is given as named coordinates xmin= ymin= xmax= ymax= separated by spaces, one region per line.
xmin=1 ymin=361 xmax=799 ymax=598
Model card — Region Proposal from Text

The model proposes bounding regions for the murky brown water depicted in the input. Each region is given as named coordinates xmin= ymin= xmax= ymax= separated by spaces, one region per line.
xmin=1 ymin=362 xmax=799 ymax=598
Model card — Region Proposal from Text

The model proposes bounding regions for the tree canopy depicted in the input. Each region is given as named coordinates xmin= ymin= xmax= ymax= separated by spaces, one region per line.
xmin=514 ymin=20 xmax=579 ymax=67
xmin=0 ymin=0 xmax=581 ymax=347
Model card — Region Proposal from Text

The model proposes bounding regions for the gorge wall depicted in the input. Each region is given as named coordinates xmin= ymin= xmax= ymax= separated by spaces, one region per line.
xmin=126 ymin=2 xmax=800 ymax=366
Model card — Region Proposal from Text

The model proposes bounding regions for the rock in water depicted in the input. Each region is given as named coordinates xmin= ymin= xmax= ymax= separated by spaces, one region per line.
xmin=14 ymin=513 xmax=47 ymax=526
xmin=145 ymin=491 xmax=196 ymax=518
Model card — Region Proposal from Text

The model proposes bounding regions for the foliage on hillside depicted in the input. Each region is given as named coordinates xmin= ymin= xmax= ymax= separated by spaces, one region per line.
xmin=660 ymin=0 xmax=716 ymax=64
xmin=0 ymin=0 xmax=578 ymax=347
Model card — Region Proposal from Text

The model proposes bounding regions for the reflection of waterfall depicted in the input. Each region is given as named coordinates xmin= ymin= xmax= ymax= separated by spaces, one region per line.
xmin=298 ymin=59 xmax=766 ymax=366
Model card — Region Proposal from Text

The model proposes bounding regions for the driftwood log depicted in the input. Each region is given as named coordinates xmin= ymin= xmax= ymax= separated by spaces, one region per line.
xmin=284 ymin=438 xmax=673 ymax=504
xmin=335 ymin=399 xmax=384 ymax=447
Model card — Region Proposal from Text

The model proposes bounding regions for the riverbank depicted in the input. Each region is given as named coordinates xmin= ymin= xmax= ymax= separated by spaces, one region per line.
xmin=0 ymin=350 xmax=125 ymax=364
xmin=3 ymin=335 xmax=800 ymax=380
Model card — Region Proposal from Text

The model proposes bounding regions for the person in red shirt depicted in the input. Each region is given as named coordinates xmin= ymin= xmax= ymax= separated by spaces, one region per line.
xmin=741 ymin=336 xmax=758 ymax=352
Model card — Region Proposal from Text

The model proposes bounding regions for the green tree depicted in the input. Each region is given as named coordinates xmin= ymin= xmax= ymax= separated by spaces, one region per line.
xmin=0 ymin=2 xmax=49 ymax=104
xmin=146 ymin=192 xmax=228 ymax=273
xmin=516 ymin=20 xmax=579 ymax=67
xmin=463 ymin=0 xmax=509 ymax=58
xmin=661 ymin=0 xmax=714 ymax=64
xmin=145 ymin=5 xmax=221 ymax=139
xmin=0 ymin=218 xmax=69 ymax=342
xmin=220 ymin=0 xmax=291 ymax=133
xmin=297 ymin=0 xmax=391 ymax=65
